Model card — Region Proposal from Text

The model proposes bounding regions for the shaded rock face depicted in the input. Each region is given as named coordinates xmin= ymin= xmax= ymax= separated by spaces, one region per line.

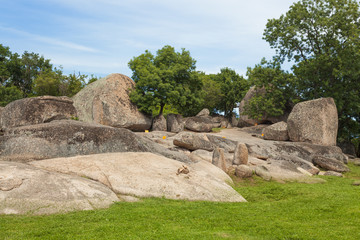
xmin=239 ymin=86 xmax=289 ymax=126
xmin=152 ymin=114 xmax=166 ymax=131
xmin=166 ymin=114 xmax=184 ymax=133
xmin=30 ymin=152 xmax=246 ymax=203
xmin=0 ymin=96 xmax=77 ymax=131
xmin=0 ymin=161 xmax=118 ymax=215
xmin=72 ymin=73 xmax=152 ymax=131
xmin=287 ymin=98 xmax=338 ymax=146
xmin=262 ymin=121 xmax=289 ymax=141
xmin=312 ymin=156 xmax=350 ymax=173
xmin=0 ymin=120 xmax=190 ymax=163
xmin=212 ymin=148 xmax=227 ymax=172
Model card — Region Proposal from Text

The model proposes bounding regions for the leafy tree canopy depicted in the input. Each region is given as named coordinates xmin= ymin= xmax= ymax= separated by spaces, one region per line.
xmin=244 ymin=58 xmax=298 ymax=120
xmin=263 ymin=0 xmax=360 ymax=143
xmin=128 ymin=45 xmax=203 ymax=116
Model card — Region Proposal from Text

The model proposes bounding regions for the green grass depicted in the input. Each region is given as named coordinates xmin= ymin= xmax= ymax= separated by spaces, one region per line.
xmin=1 ymin=165 xmax=360 ymax=239
xmin=212 ymin=127 xmax=223 ymax=133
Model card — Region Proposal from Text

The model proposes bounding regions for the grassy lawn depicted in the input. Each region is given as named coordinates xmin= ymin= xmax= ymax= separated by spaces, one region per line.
xmin=1 ymin=164 xmax=360 ymax=240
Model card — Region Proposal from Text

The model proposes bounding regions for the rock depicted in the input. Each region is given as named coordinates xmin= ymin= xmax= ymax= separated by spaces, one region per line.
xmin=262 ymin=121 xmax=289 ymax=141
xmin=323 ymin=171 xmax=343 ymax=177
xmin=352 ymin=181 xmax=360 ymax=186
xmin=235 ymin=165 xmax=253 ymax=178
xmin=72 ymin=73 xmax=152 ymax=131
xmin=152 ymin=114 xmax=167 ymax=131
xmin=0 ymin=161 xmax=118 ymax=215
xmin=167 ymin=114 xmax=184 ymax=133
xmin=173 ymin=132 xmax=214 ymax=151
xmin=206 ymin=134 xmax=237 ymax=153
xmin=212 ymin=116 xmax=230 ymax=128
xmin=312 ymin=156 xmax=350 ymax=172
xmin=233 ymin=143 xmax=248 ymax=165
xmin=30 ymin=152 xmax=246 ymax=202
xmin=0 ymin=120 xmax=190 ymax=163
xmin=196 ymin=108 xmax=210 ymax=117
xmin=354 ymin=159 xmax=360 ymax=166
xmin=185 ymin=116 xmax=215 ymax=132
xmin=274 ymin=155 xmax=320 ymax=175
xmin=230 ymin=115 xmax=238 ymax=127
xmin=190 ymin=149 xmax=213 ymax=162
xmin=212 ymin=148 xmax=227 ymax=172
xmin=287 ymin=98 xmax=338 ymax=146
xmin=254 ymin=166 xmax=272 ymax=181
xmin=239 ymin=86 xmax=289 ymax=125
xmin=0 ymin=96 xmax=77 ymax=131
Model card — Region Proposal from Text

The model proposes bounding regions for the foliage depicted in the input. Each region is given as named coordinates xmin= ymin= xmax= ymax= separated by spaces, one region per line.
xmin=60 ymin=72 xmax=87 ymax=97
xmin=1 ymin=164 xmax=360 ymax=239
xmin=211 ymin=68 xmax=248 ymax=117
xmin=243 ymin=58 xmax=298 ymax=120
xmin=0 ymin=44 xmax=11 ymax=84
xmin=263 ymin=0 xmax=360 ymax=143
xmin=198 ymin=72 xmax=223 ymax=114
xmin=150 ymin=104 xmax=179 ymax=118
xmin=128 ymin=45 xmax=203 ymax=116
xmin=32 ymin=70 xmax=62 ymax=96
xmin=0 ymin=85 xmax=23 ymax=106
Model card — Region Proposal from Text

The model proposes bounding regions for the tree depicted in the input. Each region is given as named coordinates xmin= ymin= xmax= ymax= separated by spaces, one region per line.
xmin=244 ymin=58 xmax=297 ymax=120
xmin=263 ymin=0 xmax=360 ymax=144
xmin=0 ymin=85 xmax=23 ymax=106
xmin=0 ymin=44 xmax=11 ymax=84
xmin=32 ymin=69 xmax=62 ymax=96
xmin=128 ymin=45 xmax=202 ymax=116
xmin=198 ymin=72 xmax=223 ymax=114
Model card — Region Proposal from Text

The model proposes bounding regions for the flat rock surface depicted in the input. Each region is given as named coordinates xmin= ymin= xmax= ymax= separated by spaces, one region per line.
xmin=0 ymin=161 xmax=119 ymax=215
xmin=30 ymin=152 xmax=246 ymax=202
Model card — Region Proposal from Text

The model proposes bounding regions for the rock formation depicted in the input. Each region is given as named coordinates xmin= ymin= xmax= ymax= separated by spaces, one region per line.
xmin=72 ymin=73 xmax=152 ymax=131
xmin=262 ymin=121 xmax=289 ymax=141
xmin=0 ymin=96 xmax=77 ymax=131
xmin=287 ymin=98 xmax=338 ymax=146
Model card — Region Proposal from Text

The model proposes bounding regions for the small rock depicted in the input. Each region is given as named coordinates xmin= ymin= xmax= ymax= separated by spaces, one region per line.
xmin=177 ymin=165 xmax=190 ymax=175
xmin=235 ymin=165 xmax=253 ymax=178
xmin=196 ymin=108 xmax=210 ymax=117
xmin=323 ymin=171 xmax=343 ymax=177
xmin=262 ymin=121 xmax=289 ymax=141
xmin=352 ymin=181 xmax=360 ymax=186
xmin=167 ymin=114 xmax=184 ymax=133
xmin=152 ymin=114 xmax=167 ymax=131
xmin=233 ymin=143 xmax=248 ymax=165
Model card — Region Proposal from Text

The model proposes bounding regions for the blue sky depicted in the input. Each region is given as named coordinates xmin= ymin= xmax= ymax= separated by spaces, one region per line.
xmin=0 ymin=0 xmax=297 ymax=78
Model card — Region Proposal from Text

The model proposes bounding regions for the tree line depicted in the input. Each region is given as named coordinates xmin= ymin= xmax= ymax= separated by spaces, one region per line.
xmin=0 ymin=44 xmax=98 ymax=106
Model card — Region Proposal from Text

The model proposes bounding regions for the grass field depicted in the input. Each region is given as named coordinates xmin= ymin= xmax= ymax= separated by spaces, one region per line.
xmin=1 ymin=164 xmax=360 ymax=240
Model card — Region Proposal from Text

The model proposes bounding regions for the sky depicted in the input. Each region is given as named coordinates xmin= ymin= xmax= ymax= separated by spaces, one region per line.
xmin=0 ymin=0 xmax=297 ymax=79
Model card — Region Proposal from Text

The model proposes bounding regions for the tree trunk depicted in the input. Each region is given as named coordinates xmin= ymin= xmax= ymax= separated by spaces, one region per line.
xmin=159 ymin=104 xmax=165 ymax=116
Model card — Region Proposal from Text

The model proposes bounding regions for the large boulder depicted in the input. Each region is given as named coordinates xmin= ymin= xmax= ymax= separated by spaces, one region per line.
xmin=0 ymin=161 xmax=118 ymax=215
xmin=72 ymin=73 xmax=152 ymax=131
xmin=287 ymin=98 xmax=338 ymax=146
xmin=185 ymin=116 xmax=215 ymax=132
xmin=0 ymin=120 xmax=190 ymax=163
xmin=239 ymin=86 xmax=289 ymax=126
xmin=152 ymin=114 xmax=166 ymax=131
xmin=0 ymin=96 xmax=77 ymax=131
xmin=30 ymin=152 xmax=246 ymax=202
xmin=173 ymin=132 xmax=214 ymax=151
xmin=262 ymin=121 xmax=289 ymax=141
xmin=167 ymin=114 xmax=184 ymax=133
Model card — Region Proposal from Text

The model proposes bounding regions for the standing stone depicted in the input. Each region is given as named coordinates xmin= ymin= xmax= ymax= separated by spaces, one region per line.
xmin=262 ymin=121 xmax=289 ymax=141
xmin=0 ymin=96 xmax=77 ymax=131
xmin=167 ymin=114 xmax=184 ymax=133
xmin=233 ymin=143 xmax=248 ymax=165
xmin=152 ymin=114 xmax=166 ymax=131
xmin=212 ymin=148 xmax=227 ymax=172
xmin=235 ymin=165 xmax=253 ymax=178
xmin=287 ymin=98 xmax=338 ymax=146
xmin=196 ymin=108 xmax=210 ymax=117
xmin=72 ymin=73 xmax=152 ymax=131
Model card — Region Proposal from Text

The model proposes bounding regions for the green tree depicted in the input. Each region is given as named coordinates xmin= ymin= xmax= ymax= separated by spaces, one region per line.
xmin=0 ymin=44 xmax=11 ymax=84
xmin=263 ymin=0 xmax=360 ymax=143
xmin=244 ymin=58 xmax=297 ymax=120
xmin=212 ymin=68 xmax=248 ymax=117
xmin=0 ymin=85 xmax=23 ymax=106
xmin=198 ymin=72 xmax=223 ymax=114
xmin=128 ymin=45 xmax=202 ymax=116
xmin=32 ymin=69 xmax=63 ymax=96
xmin=59 ymin=72 xmax=87 ymax=97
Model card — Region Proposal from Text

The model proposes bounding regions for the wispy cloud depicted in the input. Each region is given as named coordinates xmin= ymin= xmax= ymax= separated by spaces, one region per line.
xmin=0 ymin=26 xmax=100 ymax=53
